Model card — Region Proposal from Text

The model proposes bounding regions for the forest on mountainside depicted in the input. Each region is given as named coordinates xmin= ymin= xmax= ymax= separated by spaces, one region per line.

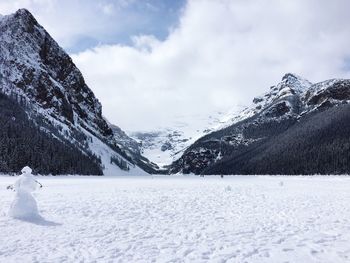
xmin=0 ymin=92 xmax=103 ymax=175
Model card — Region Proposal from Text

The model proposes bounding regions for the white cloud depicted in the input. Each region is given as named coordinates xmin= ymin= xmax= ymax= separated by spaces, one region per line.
xmin=0 ymin=0 xmax=164 ymax=50
xmin=99 ymin=3 xmax=115 ymax=15
xmin=72 ymin=0 xmax=350 ymax=131
xmin=2 ymin=0 xmax=350 ymax=132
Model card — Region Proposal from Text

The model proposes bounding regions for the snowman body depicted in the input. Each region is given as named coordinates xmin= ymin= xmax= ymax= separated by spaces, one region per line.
xmin=9 ymin=167 xmax=40 ymax=220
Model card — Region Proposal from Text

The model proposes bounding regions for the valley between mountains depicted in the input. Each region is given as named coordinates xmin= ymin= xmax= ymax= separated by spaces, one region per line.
xmin=1 ymin=9 xmax=350 ymax=176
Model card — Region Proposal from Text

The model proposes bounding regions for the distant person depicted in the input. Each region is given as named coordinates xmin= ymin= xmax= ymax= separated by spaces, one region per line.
xmin=8 ymin=166 xmax=42 ymax=220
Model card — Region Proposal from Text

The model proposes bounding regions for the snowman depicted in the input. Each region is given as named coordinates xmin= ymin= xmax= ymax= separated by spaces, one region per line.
xmin=8 ymin=166 xmax=42 ymax=220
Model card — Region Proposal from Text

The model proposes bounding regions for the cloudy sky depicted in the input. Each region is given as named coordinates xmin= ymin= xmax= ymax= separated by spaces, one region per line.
xmin=1 ymin=0 xmax=350 ymax=131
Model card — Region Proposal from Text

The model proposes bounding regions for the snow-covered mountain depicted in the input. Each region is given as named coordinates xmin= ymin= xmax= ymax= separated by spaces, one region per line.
xmin=0 ymin=9 xmax=155 ymax=175
xmin=130 ymin=113 xmax=230 ymax=169
xmin=171 ymin=73 xmax=350 ymax=175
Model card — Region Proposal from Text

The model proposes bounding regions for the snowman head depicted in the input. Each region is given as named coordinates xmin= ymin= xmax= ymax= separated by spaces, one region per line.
xmin=21 ymin=166 xmax=33 ymax=175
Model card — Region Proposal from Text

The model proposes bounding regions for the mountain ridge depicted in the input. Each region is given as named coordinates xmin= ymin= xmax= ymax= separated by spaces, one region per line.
xmin=170 ymin=73 xmax=350 ymax=175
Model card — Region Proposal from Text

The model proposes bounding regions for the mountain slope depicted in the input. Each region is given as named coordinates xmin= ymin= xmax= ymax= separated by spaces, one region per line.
xmin=0 ymin=93 xmax=103 ymax=175
xmin=170 ymin=74 xmax=350 ymax=175
xmin=110 ymin=125 xmax=160 ymax=173
xmin=0 ymin=9 xmax=154 ymax=175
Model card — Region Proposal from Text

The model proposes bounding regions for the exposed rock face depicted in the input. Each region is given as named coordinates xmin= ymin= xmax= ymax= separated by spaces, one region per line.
xmin=170 ymin=74 xmax=350 ymax=175
xmin=307 ymin=80 xmax=350 ymax=105
xmin=0 ymin=9 xmax=111 ymax=137
xmin=110 ymin=125 xmax=160 ymax=174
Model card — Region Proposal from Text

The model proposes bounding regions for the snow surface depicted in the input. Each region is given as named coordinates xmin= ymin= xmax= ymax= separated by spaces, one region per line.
xmin=85 ymin=130 xmax=146 ymax=176
xmin=1 ymin=176 xmax=350 ymax=262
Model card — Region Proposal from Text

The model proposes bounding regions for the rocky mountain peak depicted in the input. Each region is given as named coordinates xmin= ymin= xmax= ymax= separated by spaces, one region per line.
xmin=282 ymin=73 xmax=300 ymax=82
xmin=0 ymin=8 xmax=112 ymax=137
xmin=14 ymin=8 xmax=36 ymax=23
xmin=1 ymin=8 xmax=40 ymax=37
xmin=280 ymin=73 xmax=312 ymax=93
xmin=248 ymin=73 xmax=312 ymax=121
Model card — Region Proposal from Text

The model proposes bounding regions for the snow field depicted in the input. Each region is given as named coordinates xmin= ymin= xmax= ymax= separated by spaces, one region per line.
xmin=0 ymin=175 xmax=350 ymax=262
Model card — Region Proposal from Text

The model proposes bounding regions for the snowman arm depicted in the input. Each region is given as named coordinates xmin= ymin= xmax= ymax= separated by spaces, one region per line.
xmin=35 ymin=180 xmax=43 ymax=188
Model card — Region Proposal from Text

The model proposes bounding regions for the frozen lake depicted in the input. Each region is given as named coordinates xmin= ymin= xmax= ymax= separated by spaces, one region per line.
xmin=1 ymin=175 xmax=350 ymax=262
